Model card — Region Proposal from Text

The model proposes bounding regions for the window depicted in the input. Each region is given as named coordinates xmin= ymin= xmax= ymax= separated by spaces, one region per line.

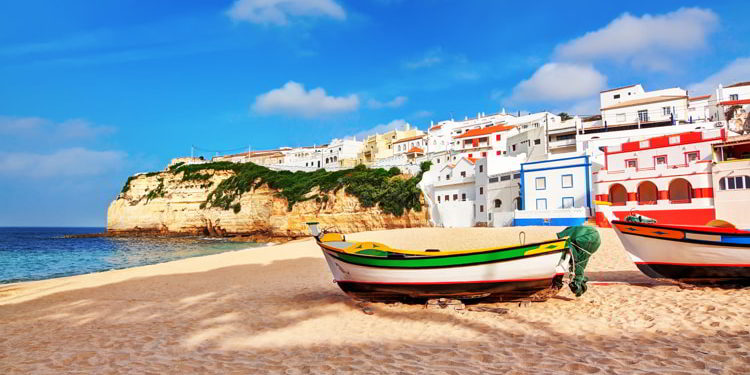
xmin=453 ymin=194 xmax=458 ymax=201
xmin=445 ymin=195 xmax=449 ymax=201
xmin=512 ymin=144 xmax=517 ymax=151
xmin=719 ymin=176 xmax=750 ymax=190
xmin=446 ymin=174 xmax=450 ymax=180
xmin=496 ymin=135 xmax=501 ymax=141
xmin=461 ymin=171 xmax=466 ymax=178
xmin=562 ymin=197 xmax=574 ymax=208
xmin=616 ymin=113 xmax=626 ymax=122
xmin=436 ymin=158 xmax=440 ymax=164
xmin=437 ymin=196 xmax=441 ymax=203
xmin=639 ymin=140 xmax=650 ymax=148
xmin=638 ymin=110 xmax=649 ymax=123
xmin=479 ymin=187 xmax=484 ymax=195
xmin=614 ymin=94 xmax=620 ymax=99
xmin=480 ymin=205 xmax=484 ymax=213
xmin=534 ymin=139 xmax=541 ymax=145
xmin=468 ymin=153 xmax=473 ymax=158
xmin=461 ymin=193 xmax=466 ymax=201
xmin=626 ymin=159 xmax=638 ymax=169
xmin=535 ymin=177 xmax=546 ymax=190
xmin=662 ymin=107 xmax=672 ymax=116
xmin=536 ymin=199 xmax=547 ymax=210
xmin=500 ymin=175 xmax=511 ymax=181
xmin=730 ymin=94 xmax=739 ymax=101
xmin=669 ymin=135 xmax=680 ymax=144
xmin=561 ymin=174 xmax=573 ymax=188
xmin=513 ymin=173 xmax=521 ymax=179
xmin=489 ymin=177 xmax=499 ymax=183
xmin=479 ymin=165 xmax=484 ymax=173
xmin=496 ymin=151 xmax=501 ymax=156
xmin=494 ymin=199 xmax=502 ymax=208
xmin=685 ymin=152 xmax=699 ymax=164
xmin=655 ymin=155 xmax=667 ymax=166
xmin=481 ymin=152 xmax=487 ymax=157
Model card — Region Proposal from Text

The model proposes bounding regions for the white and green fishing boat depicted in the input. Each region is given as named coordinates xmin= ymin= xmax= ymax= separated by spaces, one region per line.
xmin=307 ymin=223 xmax=600 ymax=302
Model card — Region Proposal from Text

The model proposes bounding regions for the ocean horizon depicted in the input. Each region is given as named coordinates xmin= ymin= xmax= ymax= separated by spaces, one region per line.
xmin=0 ymin=227 xmax=263 ymax=284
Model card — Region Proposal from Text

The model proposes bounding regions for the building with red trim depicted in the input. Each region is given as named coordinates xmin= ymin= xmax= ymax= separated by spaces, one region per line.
xmin=594 ymin=129 xmax=726 ymax=226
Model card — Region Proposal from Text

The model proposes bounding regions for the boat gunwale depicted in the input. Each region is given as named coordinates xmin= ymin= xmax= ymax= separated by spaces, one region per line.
xmin=322 ymin=247 xmax=568 ymax=269
xmin=612 ymin=221 xmax=750 ymax=248
xmin=316 ymin=237 xmax=568 ymax=260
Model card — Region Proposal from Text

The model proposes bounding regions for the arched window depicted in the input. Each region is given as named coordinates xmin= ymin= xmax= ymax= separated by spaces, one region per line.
xmin=609 ymin=184 xmax=627 ymax=206
xmin=513 ymin=197 xmax=521 ymax=210
xmin=494 ymin=199 xmax=502 ymax=208
xmin=637 ymin=181 xmax=658 ymax=205
xmin=719 ymin=176 xmax=750 ymax=190
xmin=669 ymin=178 xmax=693 ymax=203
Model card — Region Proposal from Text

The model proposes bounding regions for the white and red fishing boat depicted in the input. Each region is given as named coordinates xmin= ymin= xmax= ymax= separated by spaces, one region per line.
xmin=306 ymin=222 xmax=600 ymax=301
xmin=598 ymin=202 xmax=750 ymax=283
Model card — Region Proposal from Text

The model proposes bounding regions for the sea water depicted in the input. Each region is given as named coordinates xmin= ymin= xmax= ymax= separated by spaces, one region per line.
xmin=0 ymin=227 xmax=265 ymax=284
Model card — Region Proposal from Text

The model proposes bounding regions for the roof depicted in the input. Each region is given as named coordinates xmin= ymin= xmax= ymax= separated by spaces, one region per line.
xmin=719 ymin=99 xmax=750 ymax=106
xmin=406 ymin=146 xmax=424 ymax=154
xmin=392 ymin=134 xmax=425 ymax=144
xmin=429 ymin=125 xmax=442 ymax=131
xmin=467 ymin=157 xmax=478 ymax=164
xmin=715 ymin=134 xmax=750 ymax=147
xmin=453 ymin=124 xmax=516 ymax=139
xmin=689 ymin=95 xmax=711 ymax=101
xmin=600 ymin=84 xmax=638 ymax=93
xmin=727 ymin=81 xmax=750 ymax=88
xmin=600 ymin=95 xmax=687 ymax=111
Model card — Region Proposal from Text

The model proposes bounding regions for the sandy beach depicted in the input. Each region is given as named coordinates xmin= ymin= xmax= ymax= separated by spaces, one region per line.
xmin=2 ymin=226 xmax=750 ymax=374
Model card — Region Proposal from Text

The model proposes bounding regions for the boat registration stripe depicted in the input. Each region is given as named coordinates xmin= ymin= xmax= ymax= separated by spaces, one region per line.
xmin=721 ymin=236 xmax=750 ymax=244
xmin=685 ymin=233 xmax=721 ymax=242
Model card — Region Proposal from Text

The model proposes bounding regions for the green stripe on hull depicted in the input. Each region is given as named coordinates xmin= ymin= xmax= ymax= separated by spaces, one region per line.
xmin=332 ymin=245 xmax=555 ymax=268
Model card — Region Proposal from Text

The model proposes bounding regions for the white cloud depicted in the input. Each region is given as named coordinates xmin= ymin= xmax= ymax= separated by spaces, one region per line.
xmin=688 ymin=57 xmax=750 ymax=95
xmin=404 ymin=48 xmax=444 ymax=69
xmin=508 ymin=63 xmax=607 ymax=103
xmin=352 ymin=119 xmax=410 ymax=139
xmin=555 ymin=7 xmax=718 ymax=71
xmin=252 ymin=81 xmax=359 ymax=117
xmin=226 ymin=0 xmax=345 ymax=25
xmin=367 ymin=96 xmax=408 ymax=109
xmin=411 ymin=110 xmax=433 ymax=119
xmin=0 ymin=148 xmax=126 ymax=178
xmin=0 ymin=116 xmax=116 ymax=139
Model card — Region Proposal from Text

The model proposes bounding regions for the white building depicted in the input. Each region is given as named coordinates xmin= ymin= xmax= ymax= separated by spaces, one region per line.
xmin=514 ymin=155 xmax=593 ymax=226
xmin=451 ymin=124 xmax=517 ymax=161
xmin=474 ymin=156 xmax=524 ymax=227
xmin=322 ymin=137 xmax=363 ymax=169
xmin=547 ymin=117 xmax=580 ymax=155
xmin=432 ymin=157 xmax=478 ymax=227
xmin=598 ymin=84 xmax=689 ymax=131
xmin=282 ymin=146 xmax=326 ymax=169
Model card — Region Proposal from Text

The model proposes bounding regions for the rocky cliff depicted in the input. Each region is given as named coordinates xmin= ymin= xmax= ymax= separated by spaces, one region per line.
xmin=108 ymin=167 xmax=429 ymax=239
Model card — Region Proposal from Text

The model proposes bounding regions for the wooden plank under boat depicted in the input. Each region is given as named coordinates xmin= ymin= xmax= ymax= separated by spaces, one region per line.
xmin=307 ymin=223 xmax=572 ymax=302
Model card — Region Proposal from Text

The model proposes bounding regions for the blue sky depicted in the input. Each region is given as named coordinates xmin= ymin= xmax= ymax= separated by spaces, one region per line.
xmin=1 ymin=1 xmax=749 ymax=226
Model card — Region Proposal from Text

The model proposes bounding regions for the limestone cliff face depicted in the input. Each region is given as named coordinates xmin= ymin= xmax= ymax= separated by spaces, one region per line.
xmin=108 ymin=170 xmax=429 ymax=238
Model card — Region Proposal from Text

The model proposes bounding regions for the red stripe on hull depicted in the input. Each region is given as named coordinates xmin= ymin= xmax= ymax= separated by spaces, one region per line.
xmin=611 ymin=208 xmax=715 ymax=226
xmin=635 ymin=262 xmax=750 ymax=267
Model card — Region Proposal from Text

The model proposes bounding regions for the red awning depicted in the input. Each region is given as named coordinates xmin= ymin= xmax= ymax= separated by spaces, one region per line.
xmin=720 ymin=99 xmax=750 ymax=106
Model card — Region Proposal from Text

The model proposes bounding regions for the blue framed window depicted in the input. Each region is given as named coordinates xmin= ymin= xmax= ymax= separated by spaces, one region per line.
xmin=535 ymin=177 xmax=546 ymax=190
xmin=536 ymin=198 xmax=547 ymax=210
xmin=561 ymin=174 xmax=573 ymax=188
xmin=562 ymin=197 xmax=574 ymax=208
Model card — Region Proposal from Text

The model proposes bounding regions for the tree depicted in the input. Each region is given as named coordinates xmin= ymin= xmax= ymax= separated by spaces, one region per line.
xmin=558 ymin=112 xmax=572 ymax=121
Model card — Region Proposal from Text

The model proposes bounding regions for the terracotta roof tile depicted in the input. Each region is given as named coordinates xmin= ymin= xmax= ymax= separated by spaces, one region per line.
xmin=453 ymin=124 xmax=515 ymax=139
xmin=406 ymin=147 xmax=424 ymax=154
xmin=392 ymin=134 xmax=425 ymax=143
xmin=600 ymin=95 xmax=687 ymax=110
xmin=689 ymin=95 xmax=711 ymax=101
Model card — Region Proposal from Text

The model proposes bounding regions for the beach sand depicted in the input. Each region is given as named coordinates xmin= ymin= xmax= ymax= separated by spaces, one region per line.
xmin=2 ymin=227 xmax=750 ymax=374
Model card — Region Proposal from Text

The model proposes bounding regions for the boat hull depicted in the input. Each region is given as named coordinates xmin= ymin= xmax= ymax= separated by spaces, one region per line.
xmin=612 ymin=221 xmax=750 ymax=283
xmin=322 ymin=248 xmax=568 ymax=301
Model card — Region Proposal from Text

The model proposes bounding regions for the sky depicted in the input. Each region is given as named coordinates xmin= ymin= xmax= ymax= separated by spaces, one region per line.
xmin=1 ymin=1 xmax=749 ymax=226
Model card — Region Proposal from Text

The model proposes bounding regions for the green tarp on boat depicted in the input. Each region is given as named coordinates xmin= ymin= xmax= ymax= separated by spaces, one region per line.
xmin=557 ymin=226 xmax=601 ymax=297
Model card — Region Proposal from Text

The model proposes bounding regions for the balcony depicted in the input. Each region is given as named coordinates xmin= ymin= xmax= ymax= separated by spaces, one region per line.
xmin=548 ymin=139 xmax=576 ymax=149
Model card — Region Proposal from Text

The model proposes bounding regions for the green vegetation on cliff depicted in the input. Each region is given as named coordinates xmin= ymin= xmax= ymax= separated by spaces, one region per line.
xmin=120 ymin=161 xmax=430 ymax=216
